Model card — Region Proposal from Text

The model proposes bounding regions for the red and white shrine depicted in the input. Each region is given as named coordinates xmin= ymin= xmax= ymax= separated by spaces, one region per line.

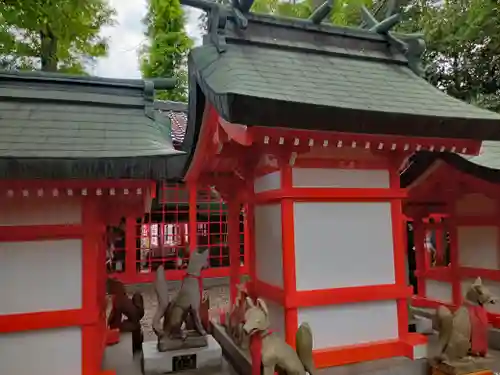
xmin=404 ymin=149 xmax=500 ymax=328
xmin=0 ymin=71 xmax=179 ymax=375
xmin=184 ymin=104 xmax=483 ymax=367
xmin=0 ymin=181 xmax=154 ymax=375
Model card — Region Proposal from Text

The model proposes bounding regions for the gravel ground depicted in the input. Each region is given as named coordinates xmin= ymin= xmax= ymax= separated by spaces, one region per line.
xmin=120 ymin=282 xmax=231 ymax=342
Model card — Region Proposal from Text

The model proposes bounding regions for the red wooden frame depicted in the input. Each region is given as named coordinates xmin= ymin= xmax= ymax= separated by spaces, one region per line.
xmin=246 ymin=160 xmax=426 ymax=367
xmin=407 ymin=161 xmax=500 ymax=329
xmin=0 ymin=179 xmax=153 ymax=375
xmin=184 ymin=103 xmax=438 ymax=368
xmin=108 ymin=182 xmax=249 ymax=284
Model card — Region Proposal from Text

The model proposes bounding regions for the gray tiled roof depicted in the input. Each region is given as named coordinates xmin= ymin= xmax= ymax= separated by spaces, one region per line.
xmin=463 ymin=141 xmax=500 ymax=170
xmin=191 ymin=43 xmax=498 ymax=121
xmin=188 ymin=13 xmax=500 ymax=139
xmin=0 ymin=72 xmax=182 ymax=158
xmin=0 ymin=71 xmax=184 ymax=179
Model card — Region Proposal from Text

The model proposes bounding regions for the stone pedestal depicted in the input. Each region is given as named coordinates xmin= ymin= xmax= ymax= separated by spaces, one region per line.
xmin=251 ymin=162 xmax=427 ymax=367
xmin=142 ymin=335 xmax=222 ymax=375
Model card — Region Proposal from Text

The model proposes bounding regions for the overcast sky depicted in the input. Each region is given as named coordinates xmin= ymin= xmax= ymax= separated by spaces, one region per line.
xmin=94 ymin=0 xmax=203 ymax=79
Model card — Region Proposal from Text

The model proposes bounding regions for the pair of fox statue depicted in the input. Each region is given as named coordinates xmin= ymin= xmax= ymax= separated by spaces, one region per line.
xmin=225 ymin=277 xmax=498 ymax=375
xmin=154 ymin=247 xmax=316 ymax=375
xmin=108 ymin=247 xmax=497 ymax=375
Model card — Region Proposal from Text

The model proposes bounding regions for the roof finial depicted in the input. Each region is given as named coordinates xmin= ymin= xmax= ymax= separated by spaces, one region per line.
xmin=232 ymin=0 xmax=254 ymax=14
xmin=359 ymin=4 xmax=426 ymax=76
xmin=360 ymin=5 xmax=400 ymax=34
xmin=181 ymin=0 xmax=252 ymax=53
xmin=309 ymin=0 xmax=333 ymax=25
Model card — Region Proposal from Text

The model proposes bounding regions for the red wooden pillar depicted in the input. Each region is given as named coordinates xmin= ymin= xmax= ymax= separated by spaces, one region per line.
xmin=228 ymin=198 xmax=241 ymax=304
xmin=280 ymin=164 xmax=298 ymax=349
xmin=447 ymin=215 xmax=461 ymax=305
xmin=389 ymin=166 xmax=409 ymax=338
xmin=124 ymin=216 xmax=136 ymax=282
xmin=188 ymin=182 xmax=198 ymax=253
xmin=246 ymin=179 xmax=256 ymax=298
xmin=243 ymin=204 xmax=250 ymax=275
xmin=82 ymin=197 xmax=104 ymax=375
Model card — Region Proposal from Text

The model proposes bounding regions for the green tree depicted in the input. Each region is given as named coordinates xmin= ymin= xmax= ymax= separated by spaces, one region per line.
xmin=140 ymin=0 xmax=193 ymax=102
xmin=0 ymin=0 xmax=115 ymax=73
xmin=400 ymin=0 xmax=500 ymax=112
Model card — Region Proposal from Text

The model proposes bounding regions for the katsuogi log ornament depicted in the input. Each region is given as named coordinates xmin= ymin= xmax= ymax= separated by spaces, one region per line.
xmin=152 ymin=248 xmax=210 ymax=352
xmin=434 ymin=277 xmax=497 ymax=374
xmin=243 ymin=297 xmax=316 ymax=375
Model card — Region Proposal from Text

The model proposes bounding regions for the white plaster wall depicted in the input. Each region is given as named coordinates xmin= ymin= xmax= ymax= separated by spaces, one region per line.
xmin=254 ymin=171 xmax=281 ymax=193
xmin=457 ymin=226 xmax=498 ymax=269
xmin=425 ymin=280 xmax=452 ymax=303
xmin=0 ymin=327 xmax=82 ymax=375
xmin=0 ymin=197 xmax=82 ymax=226
xmin=297 ymin=301 xmax=398 ymax=349
xmin=292 ymin=168 xmax=390 ymax=188
xmin=461 ymin=278 xmax=500 ymax=314
xmin=0 ymin=239 xmax=82 ymax=314
xmin=254 ymin=204 xmax=284 ymax=288
xmin=455 ymin=194 xmax=496 ymax=216
xmin=294 ymin=202 xmax=395 ymax=290
xmin=259 ymin=298 xmax=285 ymax=340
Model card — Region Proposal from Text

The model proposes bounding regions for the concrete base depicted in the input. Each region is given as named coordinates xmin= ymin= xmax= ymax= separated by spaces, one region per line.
xmin=414 ymin=316 xmax=434 ymax=335
xmin=142 ymin=335 xmax=222 ymax=375
xmin=212 ymin=322 xmax=251 ymax=375
xmin=211 ymin=321 xmax=428 ymax=375
xmin=103 ymin=333 xmax=143 ymax=375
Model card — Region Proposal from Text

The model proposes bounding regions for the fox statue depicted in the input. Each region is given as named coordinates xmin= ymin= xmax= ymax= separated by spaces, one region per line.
xmin=435 ymin=277 xmax=497 ymax=364
xmin=243 ymin=297 xmax=316 ymax=375
xmin=152 ymin=247 xmax=210 ymax=351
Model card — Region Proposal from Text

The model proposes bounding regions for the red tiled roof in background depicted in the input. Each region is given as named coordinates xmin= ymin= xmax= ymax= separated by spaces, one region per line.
xmin=167 ymin=110 xmax=187 ymax=145
xmin=155 ymin=101 xmax=187 ymax=147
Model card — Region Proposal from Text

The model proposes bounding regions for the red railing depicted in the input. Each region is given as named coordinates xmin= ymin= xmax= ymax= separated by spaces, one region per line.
xmin=107 ymin=182 xmax=247 ymax=284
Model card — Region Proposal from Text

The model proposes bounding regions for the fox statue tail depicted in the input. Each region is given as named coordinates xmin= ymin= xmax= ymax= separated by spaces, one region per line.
xmin=296 ymin=323 xmax=316 ymax=375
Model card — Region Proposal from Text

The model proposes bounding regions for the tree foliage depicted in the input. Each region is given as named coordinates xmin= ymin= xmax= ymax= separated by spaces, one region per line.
xmin=0 ymin=0 xmax=115 ymax=73
xmin=400 ymin=0 xmax=500 ymax=112
xmin=140 ymin=0 xmax=193 ymax=102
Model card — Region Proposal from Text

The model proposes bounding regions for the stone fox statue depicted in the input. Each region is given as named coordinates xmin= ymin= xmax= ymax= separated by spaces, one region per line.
xmin=152 ymin=248 xmax=209 ymax=351
xmin=226 ymin=283 xmax=251 ymax=349
xmin=107 ymin=278 xmax=144 ymax=353
xmin=436 ymin=277 xmax=497 ymax=362
xmin=243 ymin=297 xmax=316 ymax=375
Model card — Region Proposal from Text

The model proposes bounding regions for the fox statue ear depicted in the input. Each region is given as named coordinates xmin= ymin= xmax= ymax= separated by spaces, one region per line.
xmin=246 ymin=297 xmax=255 ymax=308
xmin=256 ymin=298 xmax=269 ymax=316
xmin=473 ymin=277 xmax=483 ymax=286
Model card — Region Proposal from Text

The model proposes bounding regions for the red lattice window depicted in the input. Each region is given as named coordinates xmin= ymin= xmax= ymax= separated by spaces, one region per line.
xmin=107 ymin=182 xmax=246 ymax=282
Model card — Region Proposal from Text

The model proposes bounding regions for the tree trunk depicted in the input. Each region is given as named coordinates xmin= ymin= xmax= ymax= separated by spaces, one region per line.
xmin=40 ymin=27 xmax=58 ymax=72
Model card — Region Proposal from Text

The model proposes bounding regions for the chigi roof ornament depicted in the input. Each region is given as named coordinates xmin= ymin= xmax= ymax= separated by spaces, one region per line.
xmin=182 ymin=0 xmax=255 ymax=52
xmin=182 ymin=0 xmax=426 ymax=75
xmin=360 ymin=0 xmax=426 ymax=75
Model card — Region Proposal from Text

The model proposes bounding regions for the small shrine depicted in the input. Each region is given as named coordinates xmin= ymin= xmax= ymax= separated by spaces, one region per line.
xmin=403 ymin=144 xmax=500 ymax=327
xmin=0 ymin=71 xmax=182 ymax=375
xmin=176 ymin=0 xmax=500 ymax=372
